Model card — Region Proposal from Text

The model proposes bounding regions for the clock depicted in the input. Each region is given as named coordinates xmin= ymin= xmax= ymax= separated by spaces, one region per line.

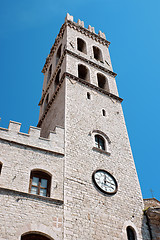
xmin=92 ymin=169 xmax=118 ymax=195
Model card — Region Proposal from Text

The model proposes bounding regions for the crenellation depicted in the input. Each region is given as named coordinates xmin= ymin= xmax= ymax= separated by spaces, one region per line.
xmin=77 ymin=19 xmax=84 ymax=27
xmin=98 ymin=30 xmax=106 ymax=39
xmin=88 ymin=25 xmax=95 ymax=33
xmin=0 ymin=120 xmax=64 ymax=154
xmin=65 ymin=13 xmax=73 ymax=22
xmin=28 ymin=126 xmax=41 ymax=137
xmin=0 ymin=14 xmax=154 ymax=240
xmin=8 ymin=120 xmax=21 ymax=132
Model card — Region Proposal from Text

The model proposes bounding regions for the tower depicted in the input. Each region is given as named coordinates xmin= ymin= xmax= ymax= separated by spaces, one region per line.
xmin=37 ymin=13 xmax=150 ymax=239
xmin=0 ymin=14 xmax=150 ymax=240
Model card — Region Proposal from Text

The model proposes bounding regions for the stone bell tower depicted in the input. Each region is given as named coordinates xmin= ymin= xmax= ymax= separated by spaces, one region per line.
xmin=37 ymin=13 xmax=150 ymax=239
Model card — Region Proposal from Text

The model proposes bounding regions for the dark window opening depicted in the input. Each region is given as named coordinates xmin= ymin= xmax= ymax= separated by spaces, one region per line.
xmin=93 ymin=46 xmax=103 ymax=61
xmin=55 ymin=69 xmax=61 ymax=89
xmin=77 ymin=38 xmax=87 ymax=54
xmin=78 ymin=64 xmax=90 ymax=82
xmin=87 ymin=92 xmax=91 ymax=99
xmin=44 ymin=93 xmax=49 ymax=112
xmin=102 ymin=109 xmax=106 ymax=116
xmin=97 ymin=73 xmax=109 ymax=91
xmin=21 ymin=233 xmax=51 ymax=240
xmin=56 ymin=44 xmax=62 ymax=65
xmin=47 ymin=64 xmax=52 ymax=84
xmin=0 ymin=162 xmax=2 ymax=174
xmin=29 ymin=170 xmax=51 ymax=197
xmin=127 ymin=227 xmax=136 ymax=240
xmin=95 ymin=135 xmax=105 ymax=151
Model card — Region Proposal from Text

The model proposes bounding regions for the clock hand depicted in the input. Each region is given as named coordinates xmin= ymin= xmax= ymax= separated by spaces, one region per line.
xmin=104 ymin=175 xmax=106 ymax=184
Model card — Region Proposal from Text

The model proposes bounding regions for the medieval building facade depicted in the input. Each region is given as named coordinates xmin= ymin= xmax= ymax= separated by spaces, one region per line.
xmin=0 ymin=13 xmax=158 ymax=240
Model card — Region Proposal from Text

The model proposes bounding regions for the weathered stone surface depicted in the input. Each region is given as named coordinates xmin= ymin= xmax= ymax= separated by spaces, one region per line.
xmin=0 ymin=14 xmax=152 ymax=240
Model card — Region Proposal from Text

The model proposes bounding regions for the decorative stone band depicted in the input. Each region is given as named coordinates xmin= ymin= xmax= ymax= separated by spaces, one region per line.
xmin=37 ymin=72 xmax=123 ymax=127
xmin=66 ymin=20 xmax=110 ymax=46
xmin=0 ymin=187 xmax=63 ymax=205
xmin=66 ymin=49 xmax=117 ymax=77
xmin=42 ymin=22 xmax=66 ymax=74
xmin=0 ymin=121 xmax=64 ymax=155
xmin=39 ymin=48 xmax=117 ymax=106
xmin=42 ymin=17 xmax=110 ymax=74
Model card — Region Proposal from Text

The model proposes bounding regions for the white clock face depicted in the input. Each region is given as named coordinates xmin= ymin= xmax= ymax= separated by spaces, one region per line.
xmin=92 ymin=170 xmax=117 ymax=194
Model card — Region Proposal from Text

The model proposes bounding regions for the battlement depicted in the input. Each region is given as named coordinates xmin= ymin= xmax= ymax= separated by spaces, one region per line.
xmin=42 ymin=13 xmax=110 ymax=73
xmin=0 ymin=120 xmax=64 ymax=155
xmin=65 ymin=13 xmax=106 ymax=39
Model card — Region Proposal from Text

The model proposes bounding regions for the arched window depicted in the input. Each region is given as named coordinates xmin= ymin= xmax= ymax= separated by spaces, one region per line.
xmin=21 ymin=233 xmax=51 ymax=240
xmin=55 ymin=69 xmax=61 ymax=89
xmin=44 ymin=94 xmax=49 ymax=112
xmin=78 ymin=64 xmax=90 ymax=82
xmin=47 ymin=64 xmax=52 ymax=85
xmin=77 ymin=38 xmax=87 ymax=54
xmin=95 ymin=135 xmax=105 ymax=151
xmin=29 ymin=170 xmax=51 ymax=197
xmin=97 ymin=73 xmax=109 ymax=91
xmin=127 ymin=226 xmax=136 ymax=240
xmin=93 ymin=46 xmax=103 ymax=61
xmin=56 ymin=44 xmax=62 ymax=65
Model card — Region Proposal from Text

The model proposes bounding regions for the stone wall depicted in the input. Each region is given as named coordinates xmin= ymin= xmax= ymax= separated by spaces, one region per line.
xmin=0 ymin=121 xmax=64 ymax=240
xmin=63 ymin=78 xmax=150 ymax=239
xmin=144 ymin=198 xmax=160 ymax=240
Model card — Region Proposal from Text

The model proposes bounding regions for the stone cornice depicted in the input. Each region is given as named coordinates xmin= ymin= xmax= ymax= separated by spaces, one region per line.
xmin=0 ymin=187 xmax=63 ymax=205
xmin=66 ymin=49 xmax=117 ymax=77
xmin=65 ymin=72 xmax=122 ymax=102
xmin=67 ymin=20 xmax=110 ymax=47
xmin=39 ymin=51 xmax=65 ymax=106
xmin=39 ymin=49 xmax=117 ymax=106
xmin=37 ymin=72 xmax=123 ymax=127
xmin=42 ymin=20 xmax=111 ymax=74
xmin=42 ymin=22 xmax=66 ymax=74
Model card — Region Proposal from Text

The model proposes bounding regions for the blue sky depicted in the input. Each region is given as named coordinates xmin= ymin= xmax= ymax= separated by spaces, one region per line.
xmin=0 ymin=0 xmax=160 ymax=200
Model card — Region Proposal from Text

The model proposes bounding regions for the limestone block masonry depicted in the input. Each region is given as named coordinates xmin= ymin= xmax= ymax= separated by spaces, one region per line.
xmin=0 ymin=13 xmax=152 ymax=240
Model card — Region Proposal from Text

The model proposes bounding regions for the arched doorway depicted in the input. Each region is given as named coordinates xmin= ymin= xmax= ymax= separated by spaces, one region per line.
xmin=21 ymin=233 xmax=52 ymax=240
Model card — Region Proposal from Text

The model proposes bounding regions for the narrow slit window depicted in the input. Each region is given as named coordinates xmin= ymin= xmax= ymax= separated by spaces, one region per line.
xmin=87 ymin=92 xmax=91 ymax=99
xmin=44 ymin=94 xmax=49 ymax=112
xmin=0 ymin=162 xmax=2 ymax=174
xmin=102 ymin=109 xmax=106 ymax=116
xmin=77 ymin=38 xmax=87 ymax=54
xmin=56 ymin=44 xmax=62 ymax=65
xmin=47 ymin=64 xmax=52 ymax=85
xmin=55 ymin=69 xmax=61 ymax=89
